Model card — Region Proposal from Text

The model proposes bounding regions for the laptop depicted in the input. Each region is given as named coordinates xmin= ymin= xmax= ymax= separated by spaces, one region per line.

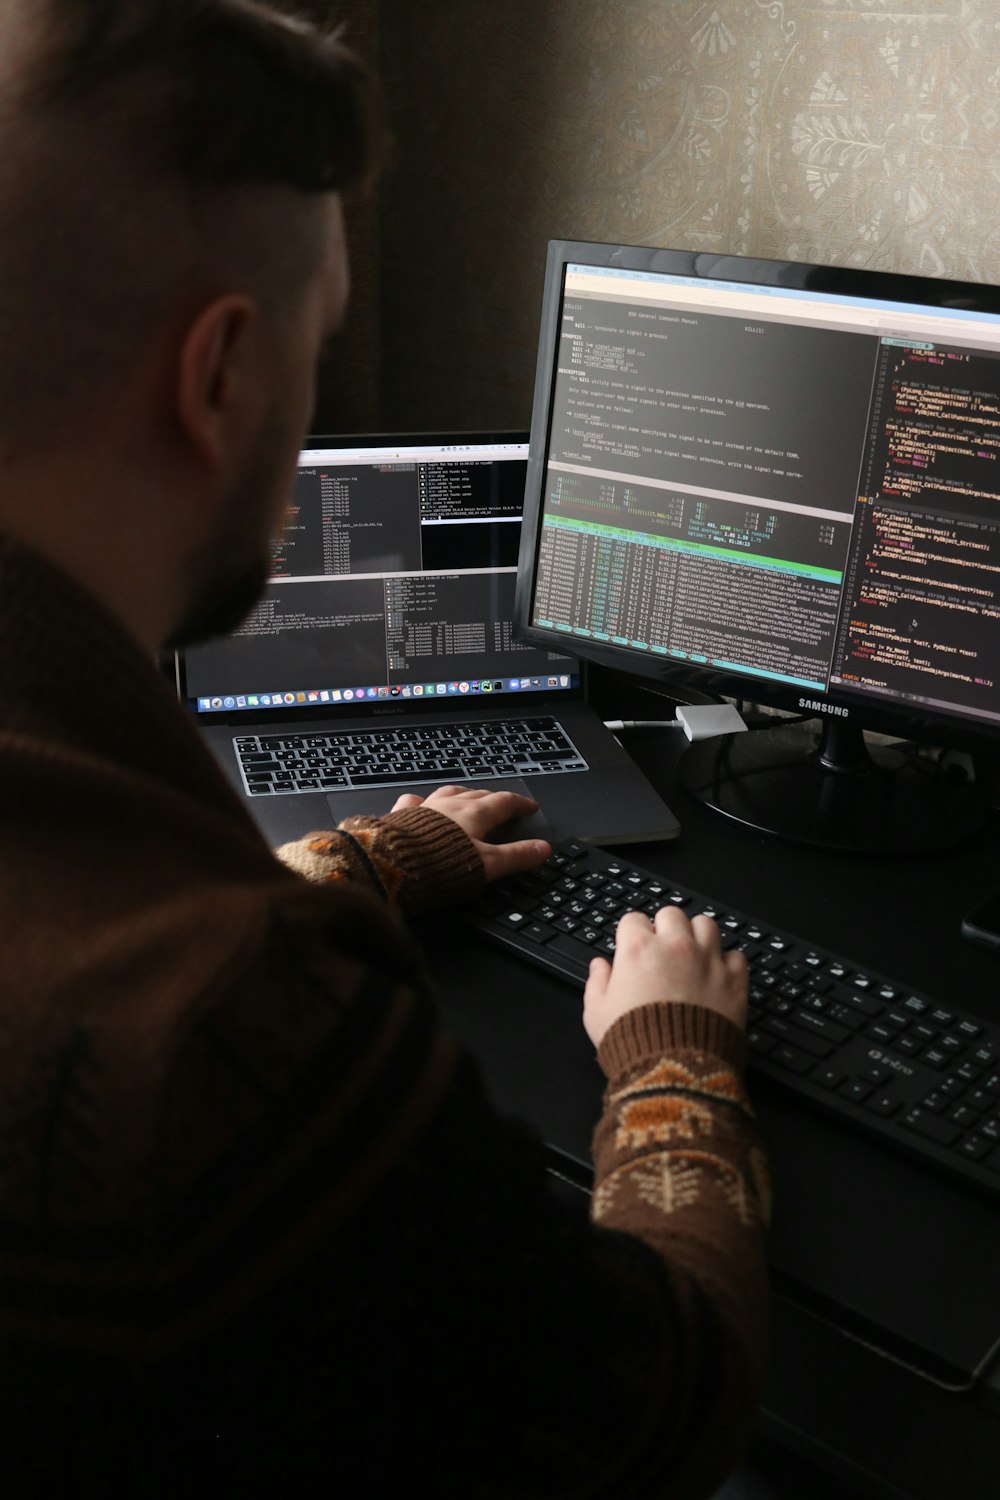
xmin=176 ymin=434 xmax=679 ymax=848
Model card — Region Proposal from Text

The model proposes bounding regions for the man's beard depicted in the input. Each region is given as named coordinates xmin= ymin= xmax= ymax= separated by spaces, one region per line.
xmin=164 ymin=420 xmax=294 ymax=651
xmin=163 ymin=545 xmax=271 ymax=650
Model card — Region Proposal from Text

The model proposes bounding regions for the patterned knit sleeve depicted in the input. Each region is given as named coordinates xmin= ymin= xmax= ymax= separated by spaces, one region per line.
xmin=589 ymin=998 xmax=772 ymax=1494
xmin=273 ymin=804 xmax=485 ymax=914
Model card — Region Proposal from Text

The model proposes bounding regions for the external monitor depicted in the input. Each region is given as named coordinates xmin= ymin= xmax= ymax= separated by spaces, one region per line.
xmin=514 ymin=241 xmax=1000 ymax=852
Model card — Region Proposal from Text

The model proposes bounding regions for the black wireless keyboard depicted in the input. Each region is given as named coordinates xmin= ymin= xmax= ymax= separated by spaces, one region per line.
xmin=473 ymin=840 xmax=1000 ymax=1200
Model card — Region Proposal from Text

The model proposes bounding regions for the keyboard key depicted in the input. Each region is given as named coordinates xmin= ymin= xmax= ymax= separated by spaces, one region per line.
xmin=747 ymin=1028 xmax=776 ymax=1056
xmin=884 ymin=1010 xmax=911 ymax=1031
xmin=791 ymin=1010 xmax=851 ymax=1046
xmin=771 ymin=1044 xmax=816 ymax=1075
xmin=901 ymin=1110 xmax=961 ymax=1148
xmin=960 ymin=1137 xmax=993 ymax=1162
xmin=864 ymin=1093 xmax=899 ymax=1117
xmin=893 ymin=1033 xmax=923 ymax=1056
xmin=826 ymin=1003 xmax=866 ymax=1032
xmin=835 ymin=988 xmax=883 ymax=1018
xmin=919 ymin=1092 xmax=951 ymax=1114
xmin=352 ymin=770 xmax=446 ymax=787
xmin=838 ymin=1079 xmax=873 ymax=1104
xmin=762 ymin=1017 xmax=832 ymax=1059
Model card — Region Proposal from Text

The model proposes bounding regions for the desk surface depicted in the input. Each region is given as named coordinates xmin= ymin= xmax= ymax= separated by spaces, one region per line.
xmin=418 ymin=716 xmax=1000 ymax=1500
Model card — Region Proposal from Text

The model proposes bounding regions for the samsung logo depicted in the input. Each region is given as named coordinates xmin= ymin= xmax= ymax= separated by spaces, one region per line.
xmin=798 ymin=698 xmax=849 ymax=718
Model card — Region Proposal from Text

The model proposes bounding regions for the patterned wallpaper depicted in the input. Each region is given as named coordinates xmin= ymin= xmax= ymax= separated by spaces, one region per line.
xmin=310 ymin=1 xmax=1000 ymax=432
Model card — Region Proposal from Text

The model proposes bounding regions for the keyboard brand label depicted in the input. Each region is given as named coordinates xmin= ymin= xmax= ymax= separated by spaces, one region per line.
xmin=867 ymin=1047 xmax=913 ymax=1076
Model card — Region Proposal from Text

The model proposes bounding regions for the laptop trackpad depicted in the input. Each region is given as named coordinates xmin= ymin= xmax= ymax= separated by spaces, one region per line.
xmin=324 ymin=778 xmax=555 ymax=844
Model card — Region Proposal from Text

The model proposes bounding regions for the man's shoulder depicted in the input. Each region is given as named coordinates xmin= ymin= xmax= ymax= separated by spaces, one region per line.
xmin=0 ymin=840 xmax=441 ymax=1242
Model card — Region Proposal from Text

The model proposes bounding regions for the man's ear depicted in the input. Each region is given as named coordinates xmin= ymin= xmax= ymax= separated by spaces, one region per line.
xmin=176 ymin=293 xmax=260 ymax=471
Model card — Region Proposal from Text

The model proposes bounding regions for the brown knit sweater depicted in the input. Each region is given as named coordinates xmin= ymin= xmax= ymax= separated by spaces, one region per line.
xmin=0 ymin=535 xmax=770 ymax=1498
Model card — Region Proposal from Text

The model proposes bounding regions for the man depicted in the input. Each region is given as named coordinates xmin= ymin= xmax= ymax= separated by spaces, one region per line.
xmin=0 ymin=3 xmax=769 ymax=1495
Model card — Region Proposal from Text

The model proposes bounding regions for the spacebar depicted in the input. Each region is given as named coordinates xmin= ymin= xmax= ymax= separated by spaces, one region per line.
xmin=349 ymin=768 xmax=466 ymax=787
xmin=542 ymin=931 xmax=595 ymax=981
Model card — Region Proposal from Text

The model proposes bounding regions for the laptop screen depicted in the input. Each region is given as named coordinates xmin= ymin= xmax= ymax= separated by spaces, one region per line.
xmin=178 ymin=435 xmax=579 ymax=717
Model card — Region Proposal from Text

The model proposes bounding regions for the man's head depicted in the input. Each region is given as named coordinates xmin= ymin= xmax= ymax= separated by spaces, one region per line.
xmin=0 ymin=0 xmax=385 ymax=649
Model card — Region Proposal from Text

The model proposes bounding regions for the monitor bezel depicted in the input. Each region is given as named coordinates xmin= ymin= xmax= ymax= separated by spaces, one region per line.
xmin=513 ymin=240 xmax=1000 ymax=758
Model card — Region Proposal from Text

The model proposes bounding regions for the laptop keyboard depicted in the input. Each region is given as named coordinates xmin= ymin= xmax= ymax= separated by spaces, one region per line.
xmin=233 ymin=716 xmax=589 ymax=797
xmin=474 ymin=839 xmax=1000 ymax=1202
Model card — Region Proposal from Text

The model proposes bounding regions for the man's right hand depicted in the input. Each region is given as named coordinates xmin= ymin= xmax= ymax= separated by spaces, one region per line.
xmin=583 ymin=906 xmax=748 ymax=1050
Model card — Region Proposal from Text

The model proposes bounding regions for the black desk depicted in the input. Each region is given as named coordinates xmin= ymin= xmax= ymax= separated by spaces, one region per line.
xmin=418 ymin=722 xmax=1000 ymax=1500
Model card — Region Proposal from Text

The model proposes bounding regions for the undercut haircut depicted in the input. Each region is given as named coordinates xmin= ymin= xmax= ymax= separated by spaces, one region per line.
xmin=34 ymin=0 xmax=386 ymax=197
xmin=0 ymin=0 xmax=387 ymax=437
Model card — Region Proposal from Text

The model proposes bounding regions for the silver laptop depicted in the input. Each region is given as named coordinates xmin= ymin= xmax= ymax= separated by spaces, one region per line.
xmin=176 ymin=434 xmax=679 ymax=848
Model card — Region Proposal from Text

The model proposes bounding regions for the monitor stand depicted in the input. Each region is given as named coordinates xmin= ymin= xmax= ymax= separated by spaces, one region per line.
xmin=679 ymin=716 xmax=982 ymax=855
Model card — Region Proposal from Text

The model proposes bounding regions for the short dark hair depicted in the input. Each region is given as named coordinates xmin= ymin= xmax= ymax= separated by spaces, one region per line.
xmin=35 ymin=0 xmax=387 ymax=196
xmin=0 ymin=1 xmax=386 ymax=438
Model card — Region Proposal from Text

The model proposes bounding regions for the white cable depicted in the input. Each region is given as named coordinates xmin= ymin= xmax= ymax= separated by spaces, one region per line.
xmin=605 ymin=705 xmax=748 ymax=742
xmin=603 ymin=719 xmax=683 ymax=732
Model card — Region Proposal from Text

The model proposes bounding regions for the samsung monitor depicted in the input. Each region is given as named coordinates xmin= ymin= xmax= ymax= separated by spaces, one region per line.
xmin=514 ymin=241 xmax=1000 ymax=852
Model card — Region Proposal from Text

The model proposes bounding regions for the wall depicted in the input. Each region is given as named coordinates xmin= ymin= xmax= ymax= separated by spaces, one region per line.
xmin=313 ymin=1 xmax=1000 ymax=432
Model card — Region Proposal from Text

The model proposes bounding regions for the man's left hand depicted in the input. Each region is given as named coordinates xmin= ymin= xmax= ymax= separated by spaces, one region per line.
xmin=390 ymin=785 xmax=551 ymax=883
